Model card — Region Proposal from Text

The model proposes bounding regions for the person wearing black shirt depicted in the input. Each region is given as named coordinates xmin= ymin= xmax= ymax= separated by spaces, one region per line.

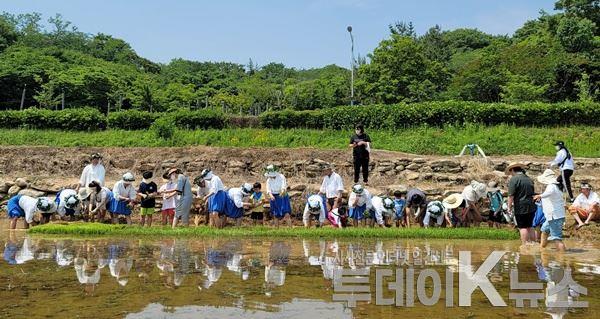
xmin=138 ymin=171 xmax=158 ymax=227
xmin=349 ymin=124 xmax=371 ymax=185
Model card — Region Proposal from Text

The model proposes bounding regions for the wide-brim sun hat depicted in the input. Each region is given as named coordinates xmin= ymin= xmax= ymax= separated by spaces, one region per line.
xmin=505 ymin=162 xmax=528 ymax=174
xmin=166 ymin=168 xmax=180 ymax=176
xmin=471 ymin=181 xmax=487 ymax=198
xmin=537 ymin=169 xmax=558 ymax=185
xmin=78 ymin=188 xmax=91 ymax=201
xmin=443 ymin=193 xmax=464 ymax=209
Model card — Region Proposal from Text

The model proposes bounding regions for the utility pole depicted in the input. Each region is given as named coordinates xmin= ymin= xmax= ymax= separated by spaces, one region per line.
xmin=20 ymin=84 xmax=26 ymax=110
xmin=61 ymin=89 xmax=65 ymax=110
xmin=347 ymin=26 xmax=355 ymax=106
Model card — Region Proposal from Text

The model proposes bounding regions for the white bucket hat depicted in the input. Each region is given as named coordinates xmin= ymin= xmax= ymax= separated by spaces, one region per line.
xmin=308 ymin=196 xmax=321 ymax=213
xmin=264 ymin=164 xmax=278 ymax=178
xmin=36 ymin=197 xmax=54 ymax=212
xmin=122 ymin=172 xmax=135 ymax=182
xmin=537 ymin=169 xmax=558 ymax=185
xmin=241 ymin=183 xmax=253 ymax=195
xmin=352 ymin=184 xmax=364 ymax=194
xmin=64 ymin=194 xmax=80 ymax=209
xmin=464 ymin=181 xmax=486 ymax=202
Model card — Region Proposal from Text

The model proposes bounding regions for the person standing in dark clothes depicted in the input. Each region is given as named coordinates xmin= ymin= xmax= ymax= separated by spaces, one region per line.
xmin=349 ymin=124 xmax=371 ymax=185
xmin=506 ymin=162 xmax=536 ymax=246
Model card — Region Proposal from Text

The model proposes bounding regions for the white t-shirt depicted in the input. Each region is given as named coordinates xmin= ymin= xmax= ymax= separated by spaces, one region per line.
xmin=320 ymin=172 xmax=344 ymax=199
xmin=79 ymin=163 xmax=105 ymax=187
xmin=303 ymin=194 xmax=326 ymax=226
xmin=549 ymin=148 xmax=575 ymax=171
xmin=348 ymin=189 xmax=372 ymax=209
xmin=208 ymin=175 xmax=225 ymax=193
xmin=19 ymin=196 xmax=55 ymax=223
xmin=227 ymin=187 xmax=246 ymax=208
xmin=266 ymin=173 xmax=287 ymax=195
xmin=159 ymin=182 xmax=177 ymax=210
xmin=112 ymin=180 xmax=136 ymax=201
xmin=57 ymin=188 xmax=79 ymax=217
xmin=540 ymin=184 xmax=566 ymax=220
xmin=370 ymin=196 xmax=390 ymax=226
xmin=573 ymin=191 xmax=600 ymax=211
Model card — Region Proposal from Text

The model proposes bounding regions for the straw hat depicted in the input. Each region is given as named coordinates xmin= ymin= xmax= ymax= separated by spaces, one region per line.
xmin=166 ymin=168 xmax=180 ymax=176
xmin=537 ymin=169 xmax=558 ymax=185
xmin=443 ymin=193 xmax=464 ymax=209
xmin=505 ymin=162 xmax=527 ymax=174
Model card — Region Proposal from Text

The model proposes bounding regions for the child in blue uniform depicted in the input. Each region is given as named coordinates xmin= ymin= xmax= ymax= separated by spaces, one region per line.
xmin=393 ymin=190 xmax=408 ymax=228
xmin=225 ymin=183 xmax=253 ymax=226
xmin=265 ymin=165 xmax=292 ymax=228
xmin=200 ymin=169 xmax=227 ymax=228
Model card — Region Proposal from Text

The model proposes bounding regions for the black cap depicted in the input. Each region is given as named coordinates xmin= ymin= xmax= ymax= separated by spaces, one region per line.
xmin=142 ymin=171 xmax=153 ymax=179
xmin=554 ymin=141 xmax=565 ymax=147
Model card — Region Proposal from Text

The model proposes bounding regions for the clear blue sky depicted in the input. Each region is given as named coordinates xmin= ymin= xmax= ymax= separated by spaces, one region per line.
xmin=3 ymin=0 xmax=557 ymax=69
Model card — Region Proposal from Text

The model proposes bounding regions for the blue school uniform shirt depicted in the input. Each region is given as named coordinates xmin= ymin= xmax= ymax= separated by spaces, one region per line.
xmin=394 ymin=198 xmax=406 ymax=218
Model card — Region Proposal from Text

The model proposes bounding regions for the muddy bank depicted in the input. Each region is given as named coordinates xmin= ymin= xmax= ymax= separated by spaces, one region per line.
xmin=1 ymin=146 xmax=600 ymax=200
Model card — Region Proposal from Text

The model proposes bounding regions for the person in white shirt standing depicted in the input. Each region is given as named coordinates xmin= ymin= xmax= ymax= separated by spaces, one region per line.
xmin=568 ymin=182 xmax=600 ymax=229
xmin=533 ymin=169 xmax=566 ymax=251
xmin=549 ymin=141 xmax=575 ymax=201
xmin=78 ymin=153 xmax=106 ymax=190
xmin=319 ymin=165 xmax=345 ymax=228
xmin=265 ymin=165 xmax=292 ymax=228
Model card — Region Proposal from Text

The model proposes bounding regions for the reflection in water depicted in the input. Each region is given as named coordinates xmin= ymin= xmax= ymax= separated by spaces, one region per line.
xmin=126 ymin=300 xmax=353 ymax=319
xmin=1 ymin=233 xmax=598 ymax=318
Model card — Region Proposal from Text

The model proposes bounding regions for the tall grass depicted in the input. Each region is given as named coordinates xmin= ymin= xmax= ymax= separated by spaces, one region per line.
xmin=28 ymin=223 xmax=520 ymax=240
xmin=1 ymin=125 xmax=600 ymax=156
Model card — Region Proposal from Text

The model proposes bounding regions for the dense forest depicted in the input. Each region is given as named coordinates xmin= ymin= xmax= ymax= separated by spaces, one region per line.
xmin=0 ymin=0 xmax=597 ymax=113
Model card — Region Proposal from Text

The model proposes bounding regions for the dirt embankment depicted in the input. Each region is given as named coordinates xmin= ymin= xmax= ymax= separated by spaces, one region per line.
xmin=1 ymin=146 xmax=600 ymax=198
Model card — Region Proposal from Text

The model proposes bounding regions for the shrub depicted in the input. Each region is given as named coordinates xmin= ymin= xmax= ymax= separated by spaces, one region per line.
xmin=107 ymin=110 xmax=159 ymax=130
xmin=0 ymin=107 xmax=105 ymax=130
xmin=260 ymin=101 xmax=600 ymax=129
xmin=259 ymin=110 xmax=324 ymax=128
xmin=151 ymin=116 xmax=176 ymax=140
xmin=169 ymin=109 xmax=226 ymax=129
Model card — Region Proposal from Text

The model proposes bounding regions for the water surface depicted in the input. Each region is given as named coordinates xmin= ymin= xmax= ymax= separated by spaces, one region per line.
xmin=0 ymin=225 xmax=598 ymax=319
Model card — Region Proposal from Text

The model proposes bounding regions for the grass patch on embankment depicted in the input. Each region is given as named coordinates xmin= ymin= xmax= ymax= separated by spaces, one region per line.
xmin=1 ymin=125 xmax=600 ymax=156
xmin=28 ymin=223 xmax=519 ymax=240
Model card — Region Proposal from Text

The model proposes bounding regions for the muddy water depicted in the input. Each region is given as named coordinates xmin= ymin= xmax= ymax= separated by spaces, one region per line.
xmin=0 ymin=228 xmax=599 ymax=319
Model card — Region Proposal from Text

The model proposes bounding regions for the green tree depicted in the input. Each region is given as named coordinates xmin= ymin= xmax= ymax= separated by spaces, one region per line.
xmin=358 ymin=35 xmax=449 ymax=103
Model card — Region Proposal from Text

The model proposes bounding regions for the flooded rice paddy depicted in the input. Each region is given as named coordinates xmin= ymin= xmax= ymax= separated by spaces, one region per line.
xmin=1 ymin=225 xmax=599 ymax=318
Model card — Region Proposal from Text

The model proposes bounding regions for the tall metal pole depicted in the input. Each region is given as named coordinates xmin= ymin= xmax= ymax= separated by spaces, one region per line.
xmin=347 ymin=26 xmax=355 ymax=106
xmin=20 ymin=84 xmax=26 ymax=110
